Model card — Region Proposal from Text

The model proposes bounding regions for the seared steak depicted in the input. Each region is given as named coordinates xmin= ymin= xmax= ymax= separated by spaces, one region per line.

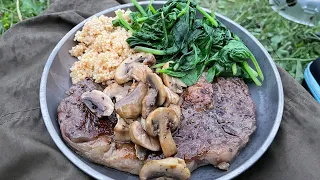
xmin=57 ymin=77 xmax=256 ymax=175
xmin=57 ymin=78 xmax=117 ymax=143
xmin=174 ymin=77 xmax=256 ymax=171
xmin=57 ymin=78 xmax=143 ymax=174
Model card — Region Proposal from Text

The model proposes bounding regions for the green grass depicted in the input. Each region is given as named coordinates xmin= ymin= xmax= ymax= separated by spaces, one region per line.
xmin=199 ymin=0 xmax=320 ymax=82
xmin=0 ymin=0 xmax=49 ymax=35
xmin=1 ymin=0 xmax=319 ymax=82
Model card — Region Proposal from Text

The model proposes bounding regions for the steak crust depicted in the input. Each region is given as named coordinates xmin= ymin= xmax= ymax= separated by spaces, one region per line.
xmin=57 ymin=77 xmax=256 ymax=175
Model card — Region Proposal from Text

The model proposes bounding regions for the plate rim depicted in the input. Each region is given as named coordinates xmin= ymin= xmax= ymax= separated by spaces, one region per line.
xmin=39 ymin=1 xmax=284 ymax=180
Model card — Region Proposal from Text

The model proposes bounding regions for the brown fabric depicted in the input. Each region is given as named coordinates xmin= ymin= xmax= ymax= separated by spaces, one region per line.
xmin=0 ymin=0 xmax=319 ymax=179
xmin=238 ymin=67 xmax=320 ymax=180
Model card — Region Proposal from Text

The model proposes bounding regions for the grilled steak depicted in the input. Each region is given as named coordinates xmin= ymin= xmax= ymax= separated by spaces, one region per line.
xmin=57 ymin=78 xmax=143 ymax=174
xmin=57 ymin=78 xmax=117 ymax=143
xmin=57 ymin=77 xmax=256 ymax=175
xmin=174 ymin=77 xmax=256 ymax=171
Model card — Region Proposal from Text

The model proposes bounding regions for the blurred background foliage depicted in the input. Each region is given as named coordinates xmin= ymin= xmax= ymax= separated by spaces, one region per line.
xmin=0 ymin=0 xmax=319 ymax=82
xmin=0 ymin=0 xmax=49 ymax=34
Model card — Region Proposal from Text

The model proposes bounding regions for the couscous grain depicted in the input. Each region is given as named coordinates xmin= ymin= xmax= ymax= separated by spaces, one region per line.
xmin=69 ymin=9 xmax=134 ymax=84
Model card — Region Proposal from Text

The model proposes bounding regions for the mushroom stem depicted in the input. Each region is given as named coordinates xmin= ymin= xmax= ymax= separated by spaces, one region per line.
xmin=159 ymin=118 xmax=177 ymax=157
xmin=145 ymin=108 xmax=180 ymax=157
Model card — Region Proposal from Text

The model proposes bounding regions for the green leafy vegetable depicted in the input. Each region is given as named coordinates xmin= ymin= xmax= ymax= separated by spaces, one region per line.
xmin=147 ymin=0 xmax=157 ymax=14
xmin=116 ymin=11 xmax=133 ymax=33
xmin=134 ymin=46 xmax=167 ymax=55
xmin=206 ymin=65 xmax=216 ymax=83
xmin=181 ymin=63 xmax=206 ymax=86
xmin=115 ymin=0 xmax=265 ymax=86
xmin=131 ymin=0 xmax=147 ymax=17
xmin=196 ymin=5 xmax=218 ymax=27
xmin=232 ymin=63 xmax=237 ymax=75
xmin=199 ymin=0 xmax=320 ymax=83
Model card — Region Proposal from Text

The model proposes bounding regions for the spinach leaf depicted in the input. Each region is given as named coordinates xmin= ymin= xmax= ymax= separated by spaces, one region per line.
xmin=219 ymin=40 xmax=264 ymax=81
xmin=181 ymin=64 xmax=206 ymax=86
xmin=206 ymin=66 xmax=216 ymax=83
xmin=157 ymin=69 xmax=187 ymax=77
xmin=119 ymin=0 xmax=264 ymax=86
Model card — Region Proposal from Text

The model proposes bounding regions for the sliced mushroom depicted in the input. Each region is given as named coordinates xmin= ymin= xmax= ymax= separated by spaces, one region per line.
xmin=129 ymin=121 xmax=161 ymax=151
xmin=141 ymin=73 xmax=168 ymax=118
xmin=169 ymin=104 xmax=182 ymax=121
xmin=146 ymin=73 xmax=167 ymax=106
xmin=135 ymin=144 xmax=147 ymax=161
xmin=103 ymin=82 xmax=130 ymax=102
xmin=129 ymin=52 xmax=156 ymax=66
xmin=115 ymin=82 xmax=147 ymax=119
xmin=114 ymin=114 xmax=131 ymax=142
xmin=141 ymin=53 xmax=156 ymax=67
xmin=163 ymin=86 xmax=180 ymax=107
xmin=128 ymin=81 xmax=139 ymax=94
xmin=139 ymin=157 xmax=191 ymax=180
xmin=81 ymin=90 xmax=114 ymax=118
xmin=105 ymin=79 xmax=116 ymax=86
xmin=115 ymin=63 xmax=152 ymax=84
xmin=141 ymin=88 xmax=157 ymax=119
xmin=162 ymin=62 xmax=187 ymax=94
xmin=145 ymin=108 xmax=179 ymax=157
xmin=131 ymin=63 xmax=153 ymax=83
xmin=114 ymin=53 xmax=155 ymax=84
xmin=139 ymin=117 xmax=147 ymax=131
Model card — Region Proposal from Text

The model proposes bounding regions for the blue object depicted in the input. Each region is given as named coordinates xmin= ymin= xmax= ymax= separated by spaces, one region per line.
xmin=304 ymin=60 xmax=320 ymax=103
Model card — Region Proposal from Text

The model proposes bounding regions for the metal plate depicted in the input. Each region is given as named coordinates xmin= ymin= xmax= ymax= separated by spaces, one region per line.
xmin=269 ymin=0 xmax=320 ymax=26
xmin=39 ymin=1 xmax=284 ymax=180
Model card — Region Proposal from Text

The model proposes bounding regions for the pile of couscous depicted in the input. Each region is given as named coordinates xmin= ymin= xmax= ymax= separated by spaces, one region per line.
xmin=69 ymin=9 xmax=135 ymax=84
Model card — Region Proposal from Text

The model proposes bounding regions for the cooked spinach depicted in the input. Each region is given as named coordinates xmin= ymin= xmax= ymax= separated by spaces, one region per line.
xmin=114 ymin=0 xmax=264 ymax=86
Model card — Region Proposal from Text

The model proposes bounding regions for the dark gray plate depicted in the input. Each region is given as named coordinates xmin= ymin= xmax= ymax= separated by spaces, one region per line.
xmin=39 ymin=1 xmax=284 ymax=180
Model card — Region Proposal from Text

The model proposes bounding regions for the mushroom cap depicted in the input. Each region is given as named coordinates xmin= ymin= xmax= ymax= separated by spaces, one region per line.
xmin=139 ymin=157 xmax=191 ymax=180
xmin=145 ymin=107 xmax=180 ymax=157
xmin=114 ymin=53 xmax=155 ymax=84
xmin=114 ymin=62 xmax=132 ymax=84
xmin=130 ymin=63 xmax=153 ymax=83
xmin=81 ymin=90 xmax=114 ymax=118
xmin=129 ymin=121 xmax=161 ymax=152
xmin=163 ymin=86 xmax=180 ymax=107
xmin=162 ymin=62 xmax=187 ymax=94
xmin=115 ymin=82 xmax=147 ymax=119
xmin=146 ymin=73 xmax=167 ymax=106
xmin=145 ymin=107 xmax=179 ymax=137
xmin=103 ymin=82 xmax=130 ymax=102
